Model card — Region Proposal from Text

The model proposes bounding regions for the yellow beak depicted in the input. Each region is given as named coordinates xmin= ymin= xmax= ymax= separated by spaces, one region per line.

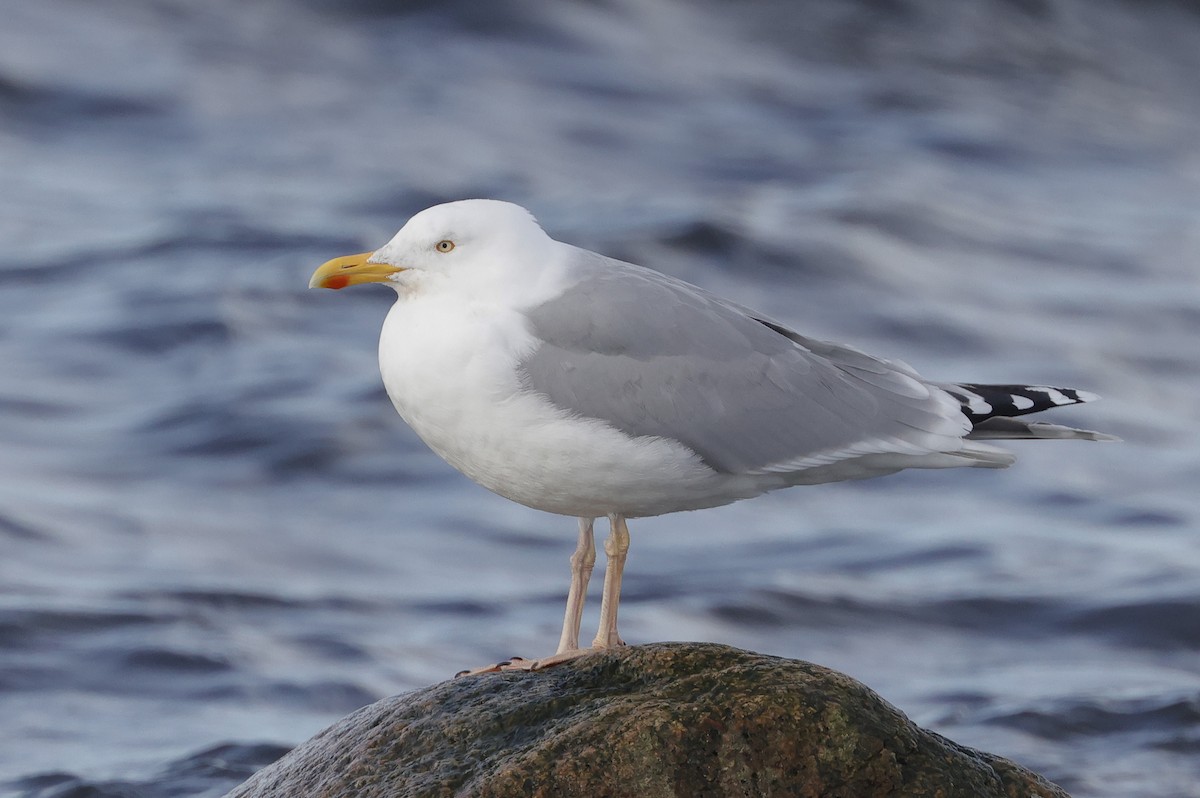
xmin=308 ymin=251 xmax=404 ymax=290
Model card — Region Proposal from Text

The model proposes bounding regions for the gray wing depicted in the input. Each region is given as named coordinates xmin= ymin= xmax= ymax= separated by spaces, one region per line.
xmin=519 ymin=248 xmax=972 ymax=476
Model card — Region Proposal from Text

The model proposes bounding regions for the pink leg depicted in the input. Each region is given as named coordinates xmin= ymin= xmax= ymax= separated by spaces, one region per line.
xmin=592 ymin=514 xmax=630 ymax=649
xmin=555 ymin=517 xmax=596 ymax=655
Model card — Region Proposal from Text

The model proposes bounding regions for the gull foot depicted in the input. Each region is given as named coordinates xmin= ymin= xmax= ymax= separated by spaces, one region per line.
xmin=499 ymin=649 xmax=592 ymax=671
xmin=454 ymin=649 xmax=598 ymax=677
xmin=453 ymin=657 xmax=524 ymax=678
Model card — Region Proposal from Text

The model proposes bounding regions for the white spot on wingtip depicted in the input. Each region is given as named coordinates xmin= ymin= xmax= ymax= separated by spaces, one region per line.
xmin=1011 ymin=395 xmax=1035 ymax=410
xmin=967 ymin=396 xmax=992 ymax=415
xmin=1033 ymin=387 xmax=1073 ymax=405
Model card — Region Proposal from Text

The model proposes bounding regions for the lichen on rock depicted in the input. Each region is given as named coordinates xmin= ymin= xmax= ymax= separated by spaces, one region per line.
xmin=226 ymin=642 xmax=1070 ymax=798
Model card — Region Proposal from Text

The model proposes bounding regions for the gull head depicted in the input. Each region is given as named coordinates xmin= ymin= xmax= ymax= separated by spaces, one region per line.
xmin=308 ymin=199 xmax=550 ymax=291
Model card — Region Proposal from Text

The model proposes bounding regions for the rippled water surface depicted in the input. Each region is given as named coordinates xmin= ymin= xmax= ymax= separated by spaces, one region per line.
xmin=2 ymin=1 xmax=1200 ymax=796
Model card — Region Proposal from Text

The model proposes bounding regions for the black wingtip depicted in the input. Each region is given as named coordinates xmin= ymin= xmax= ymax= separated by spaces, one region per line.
xmin=949 ymin=384 xmax=1099 ymax=424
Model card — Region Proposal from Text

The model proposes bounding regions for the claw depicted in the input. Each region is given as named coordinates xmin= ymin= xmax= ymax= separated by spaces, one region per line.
xmin=454 ymin=659 xmax=512 ymax=678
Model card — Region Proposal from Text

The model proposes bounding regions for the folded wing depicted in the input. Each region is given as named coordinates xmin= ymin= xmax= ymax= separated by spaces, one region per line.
xmin=519 ymin=249 xmax=1011 ymax=479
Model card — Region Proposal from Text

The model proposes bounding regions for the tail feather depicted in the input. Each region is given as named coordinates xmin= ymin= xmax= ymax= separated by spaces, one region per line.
xmin=967 ymin=416 xmax=1119 ymax=442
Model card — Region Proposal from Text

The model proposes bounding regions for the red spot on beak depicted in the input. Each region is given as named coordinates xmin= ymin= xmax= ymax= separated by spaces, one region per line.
xmin=324 ymin=274 xmax=350 ymax=290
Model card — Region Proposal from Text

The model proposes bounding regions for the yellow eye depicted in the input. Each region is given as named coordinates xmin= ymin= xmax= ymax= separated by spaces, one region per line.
xmin=436 ymin=240 xmax=455 ymax=253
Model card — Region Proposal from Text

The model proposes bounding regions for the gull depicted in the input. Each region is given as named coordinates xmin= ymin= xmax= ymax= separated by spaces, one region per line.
xmin=308 ymin=199 xmax=1112 ymax=671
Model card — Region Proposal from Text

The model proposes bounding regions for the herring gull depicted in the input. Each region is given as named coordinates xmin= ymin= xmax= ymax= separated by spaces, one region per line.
xmin=308 ymin=199 xmax=1112 ymax=671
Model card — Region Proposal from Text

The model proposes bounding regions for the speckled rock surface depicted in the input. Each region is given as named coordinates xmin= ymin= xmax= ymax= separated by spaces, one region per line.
xmin=225 ymin=643 xmax=1070 ymax=798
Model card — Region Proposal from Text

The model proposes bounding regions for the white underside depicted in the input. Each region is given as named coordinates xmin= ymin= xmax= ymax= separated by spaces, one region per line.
xmin=379 ymin=290 xmax=770 ymax=517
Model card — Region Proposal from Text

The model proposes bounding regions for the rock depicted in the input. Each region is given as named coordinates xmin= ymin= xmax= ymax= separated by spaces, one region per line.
xmin=226 ymin=642 xmax=1070 ymax=798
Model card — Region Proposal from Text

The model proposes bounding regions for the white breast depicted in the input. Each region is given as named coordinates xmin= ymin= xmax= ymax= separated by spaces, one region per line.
xmin=376 ymin=292 xmax=760 ymax=518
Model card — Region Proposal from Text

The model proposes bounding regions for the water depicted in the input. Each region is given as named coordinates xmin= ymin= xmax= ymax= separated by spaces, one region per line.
xmin=2 ymin=0 xmax=1199 ymax=795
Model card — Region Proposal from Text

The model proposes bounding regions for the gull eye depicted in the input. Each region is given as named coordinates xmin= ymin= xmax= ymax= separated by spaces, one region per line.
xmin=435 ymin=240 xmax=455 ymax=253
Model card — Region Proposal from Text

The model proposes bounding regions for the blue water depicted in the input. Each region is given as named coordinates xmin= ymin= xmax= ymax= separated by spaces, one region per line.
xmin=2 ymin=1 xmax=1199 ymax=796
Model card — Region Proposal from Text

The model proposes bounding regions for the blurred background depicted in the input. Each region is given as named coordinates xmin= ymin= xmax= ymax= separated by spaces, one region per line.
xmin=1 ymin=0 xmax=1199 ymax=795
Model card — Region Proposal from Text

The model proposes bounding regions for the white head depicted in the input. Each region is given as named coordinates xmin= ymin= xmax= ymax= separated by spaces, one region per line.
xmin=308 ymin=200 xmax=555 ymax=294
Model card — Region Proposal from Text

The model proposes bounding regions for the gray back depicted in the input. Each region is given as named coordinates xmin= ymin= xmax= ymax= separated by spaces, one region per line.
xmin=519 ymin=249 xmax=962 ymax=475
